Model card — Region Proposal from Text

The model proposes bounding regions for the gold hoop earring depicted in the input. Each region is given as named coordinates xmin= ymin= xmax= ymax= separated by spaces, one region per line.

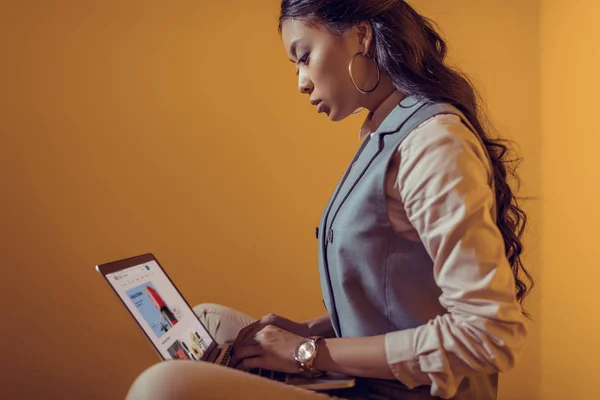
xmin=348 ymin=52 xmax=380 ymax=94
xmin=352 ymin=107 xmax=365 ymax=115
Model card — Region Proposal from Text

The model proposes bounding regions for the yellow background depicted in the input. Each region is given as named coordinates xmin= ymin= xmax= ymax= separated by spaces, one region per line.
xmin=540 ymin=0 xmax=600 ymax=399
xmin=0 ymin=0 xmax=595 ymax=399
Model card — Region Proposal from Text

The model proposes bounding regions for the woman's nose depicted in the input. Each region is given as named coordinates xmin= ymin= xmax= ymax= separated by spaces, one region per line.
xmin=298 ymin=76 xmax=313 ymax=95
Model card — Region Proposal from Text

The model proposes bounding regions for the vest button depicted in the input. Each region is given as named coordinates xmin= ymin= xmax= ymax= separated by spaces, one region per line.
xmin=328 ymin=229 xmax=334 ymax=243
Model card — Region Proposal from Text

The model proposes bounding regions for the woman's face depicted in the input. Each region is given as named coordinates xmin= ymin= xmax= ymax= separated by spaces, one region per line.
xmin=281 ymin=19 xmax=374 ymax=121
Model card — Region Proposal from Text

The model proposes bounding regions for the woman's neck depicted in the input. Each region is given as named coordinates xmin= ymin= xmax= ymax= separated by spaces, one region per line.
xmin=362 ymin=73 xmax=401 ymax=114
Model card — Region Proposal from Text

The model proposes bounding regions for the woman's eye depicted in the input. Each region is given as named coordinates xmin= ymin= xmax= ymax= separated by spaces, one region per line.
xmin=295 ymin=53 xmax=310 ymax=75
xmin=299 ymin=52 xmax=310 ymax=64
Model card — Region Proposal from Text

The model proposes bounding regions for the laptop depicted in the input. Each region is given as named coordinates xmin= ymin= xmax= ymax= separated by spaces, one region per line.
xmin=96 ymin=253 xmax=355 ymax=391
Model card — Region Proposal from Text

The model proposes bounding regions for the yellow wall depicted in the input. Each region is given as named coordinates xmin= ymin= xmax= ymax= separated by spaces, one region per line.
xmin=540 ymin=1 xmax=600 ymax=399
xmin=0 ymin=1 xmax=540 ymax=399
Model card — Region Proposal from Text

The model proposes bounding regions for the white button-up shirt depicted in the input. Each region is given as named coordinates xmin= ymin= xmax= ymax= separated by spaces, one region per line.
xmin=360 ymin=91 xmax=528 ymax=399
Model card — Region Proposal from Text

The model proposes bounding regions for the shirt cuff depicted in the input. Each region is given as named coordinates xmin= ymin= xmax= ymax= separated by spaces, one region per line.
xmin=385 ymin=328 xmax=431 ymax=389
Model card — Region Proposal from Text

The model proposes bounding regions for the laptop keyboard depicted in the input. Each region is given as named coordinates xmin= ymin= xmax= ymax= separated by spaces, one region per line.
xmin=250 ymin=368 xmax=287 ymax=382
xmin=219 ymin=346 xmax=232 ymax=366
xmin=219 ymin=345 xmax=286 ymax=382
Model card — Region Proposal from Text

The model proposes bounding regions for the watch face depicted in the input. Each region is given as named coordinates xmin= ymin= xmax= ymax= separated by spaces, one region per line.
xmin=297 ymin=340 xmax=317 ymax=363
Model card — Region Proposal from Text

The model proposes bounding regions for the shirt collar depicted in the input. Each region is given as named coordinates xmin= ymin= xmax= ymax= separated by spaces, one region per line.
xmin=358 ymin=90 xmax=406 ymax=140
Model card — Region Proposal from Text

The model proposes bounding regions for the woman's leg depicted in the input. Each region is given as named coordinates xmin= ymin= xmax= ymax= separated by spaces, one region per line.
xmin=125 ymin=303 xmax=345 ymax=400
xmin=126 ymin=360 xmax=344 ymax=400
xmin=192 ymin=303 xmax=256 ymax=344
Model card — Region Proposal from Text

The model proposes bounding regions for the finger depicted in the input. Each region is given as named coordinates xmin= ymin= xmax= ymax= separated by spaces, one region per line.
xmin=229 ymin=344 xmax=263 ymax=369
xmin=235 ymin=332 xmax=264 ymax=349
xmin=232 ymin=314 xmax=275 ymax=349
xmin=237 ymin=337 xmax=260 ymax=348
xmin=234 ymin=327 xmax=268 ymax=352
xmin=232 ymin=321 xmax=258 ymax=349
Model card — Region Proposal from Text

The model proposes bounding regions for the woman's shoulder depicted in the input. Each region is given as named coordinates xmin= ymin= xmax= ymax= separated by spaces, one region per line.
xmin=400 ymin=112 xmax=487 ymax=160
xmin=396 ymin=112 xmax=492 ymax=183
xmin=412 ymin=112 xmax=472 ymax=140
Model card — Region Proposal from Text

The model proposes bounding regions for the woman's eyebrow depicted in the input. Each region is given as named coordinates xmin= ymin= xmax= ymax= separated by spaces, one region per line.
xmin=288 ymin=39 xmax=304 ymax=62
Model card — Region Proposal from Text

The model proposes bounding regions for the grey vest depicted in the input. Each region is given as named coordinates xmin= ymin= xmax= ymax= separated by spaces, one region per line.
xmin=317 ymin=96 xmax=498 ymax=399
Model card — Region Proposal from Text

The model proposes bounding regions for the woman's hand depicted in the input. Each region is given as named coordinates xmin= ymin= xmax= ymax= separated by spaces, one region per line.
xmin=232 ymin=313 xmax=311 ymax=350
xmin=230 ymin=325 xmax=305 ymax=373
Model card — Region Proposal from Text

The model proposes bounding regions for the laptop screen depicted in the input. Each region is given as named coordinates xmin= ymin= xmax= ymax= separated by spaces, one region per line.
xmin=105 ymin=260 xmax=215 ymax=360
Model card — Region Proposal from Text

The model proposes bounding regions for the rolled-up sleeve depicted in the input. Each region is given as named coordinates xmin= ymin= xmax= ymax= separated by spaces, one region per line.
xmin=384 ymin=115 xmax=528 ymax=399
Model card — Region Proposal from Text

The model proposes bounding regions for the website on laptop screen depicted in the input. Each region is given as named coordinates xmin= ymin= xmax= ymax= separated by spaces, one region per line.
xmin=106 ymin=260 xmax=215 ymax=360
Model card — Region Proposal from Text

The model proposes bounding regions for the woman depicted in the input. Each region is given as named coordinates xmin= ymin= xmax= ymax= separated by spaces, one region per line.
xmin=127 ymin=1 xmax=533 ymax=399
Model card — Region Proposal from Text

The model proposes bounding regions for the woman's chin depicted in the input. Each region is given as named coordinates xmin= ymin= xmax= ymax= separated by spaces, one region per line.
xmin=328 ymin=108 xmax=353 ymax=122
xmin=327 ymin=108 xmax=342 ymax=122
xmin=324 ymin=105 xmax=355 ymax=122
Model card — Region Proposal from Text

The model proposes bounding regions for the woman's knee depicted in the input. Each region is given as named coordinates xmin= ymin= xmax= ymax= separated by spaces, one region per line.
xmin=126 ymin=361 xmax=201 ymax=400
xmin=193 ymin=303 xmax=256 ymax=344
xmin=126 ymin=360 xmax=339 ymax=400
xmin=193 ymin=302 xmax=251 ymax=319
xmin=193 ymin=303 xmax=229 ymax=319
xmin=126 ymin=361 xmax=277 ymax=400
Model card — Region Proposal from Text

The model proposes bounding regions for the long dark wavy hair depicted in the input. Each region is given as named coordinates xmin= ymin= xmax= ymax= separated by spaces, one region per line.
xmin=279 ymin=0 xmax=534 ymax=315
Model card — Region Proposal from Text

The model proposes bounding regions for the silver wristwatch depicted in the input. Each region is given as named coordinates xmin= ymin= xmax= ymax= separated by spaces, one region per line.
xmin=294 ymin=336 xmax=324 ymax=375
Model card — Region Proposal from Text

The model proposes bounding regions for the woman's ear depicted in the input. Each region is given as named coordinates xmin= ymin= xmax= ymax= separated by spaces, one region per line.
xmin=355 ymin=21 xmax=374 ymax=55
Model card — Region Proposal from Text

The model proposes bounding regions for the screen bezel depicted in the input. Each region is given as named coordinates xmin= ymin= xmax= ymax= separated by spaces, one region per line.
xmin=95 ymin=253 xmax=219 ymax=361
